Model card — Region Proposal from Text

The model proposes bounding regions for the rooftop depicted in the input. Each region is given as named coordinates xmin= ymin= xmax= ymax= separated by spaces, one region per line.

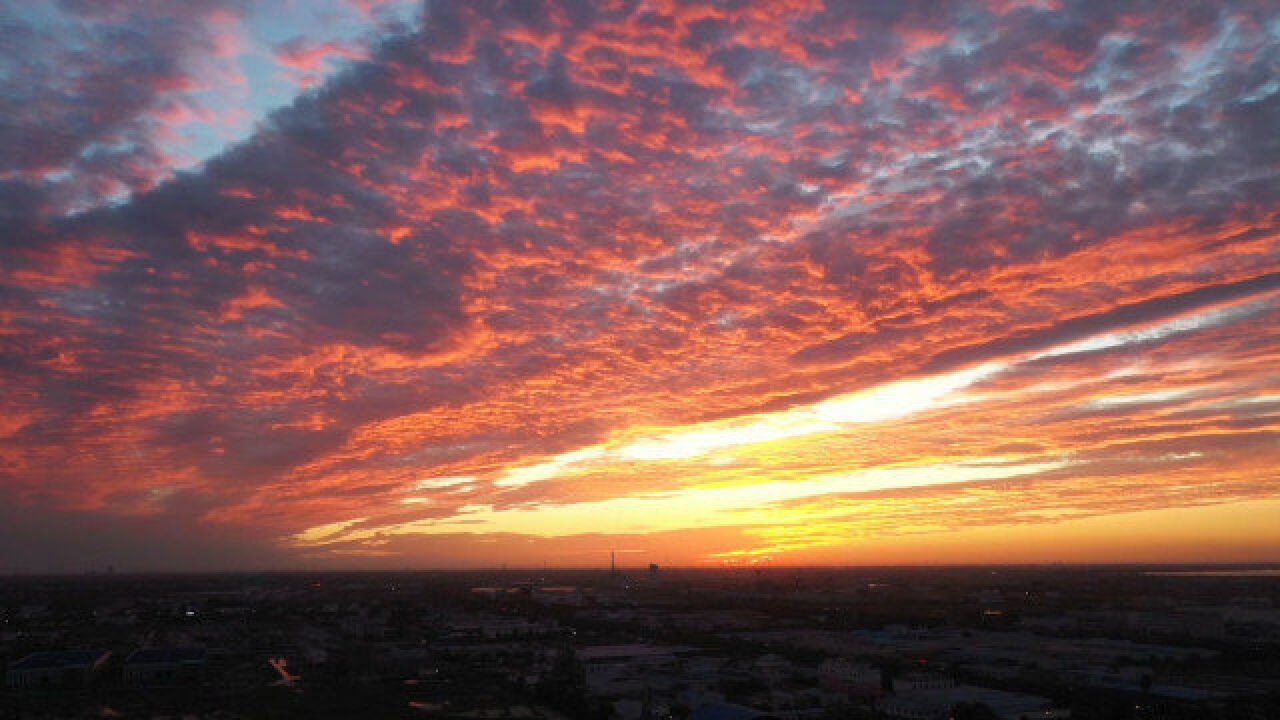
xmin=577 ymin=644 xmax=698 ymax=661
xmin=125 ymin=647 xmax=207 ymax=665
xmin=10 ymin=650 xmax=109 ymax=671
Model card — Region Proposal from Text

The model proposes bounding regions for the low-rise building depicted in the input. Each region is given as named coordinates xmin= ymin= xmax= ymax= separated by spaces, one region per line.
xmin=892 ymin=672 xmax=955 ymax=693
xmin=122 ymin=647 xmax=208 ymax=685
xmin=819 ymin=658 xmax=882 ymax=699
xmin=879 ymin=685 xmax=1068 ymax=720
xmin=688 ymin=701 xmax=779 ymax=720
xmin=577 ymin=644 xmax=696 ymax=698
xmin=6 ymin=650 xmax=110 ymax=688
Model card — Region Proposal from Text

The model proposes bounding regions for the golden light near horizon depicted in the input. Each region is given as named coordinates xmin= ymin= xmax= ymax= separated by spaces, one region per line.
xmin=292 ymin=290 xmax=1280 ymax=561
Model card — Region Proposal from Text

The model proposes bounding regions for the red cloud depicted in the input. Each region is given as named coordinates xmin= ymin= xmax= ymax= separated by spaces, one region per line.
xmin=2 ymin=0 xmax=1279 ymax=569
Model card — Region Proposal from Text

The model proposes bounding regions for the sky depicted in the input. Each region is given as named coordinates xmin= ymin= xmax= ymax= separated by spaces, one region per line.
xmin=1 ymin=0 xmax=1278 ymax=572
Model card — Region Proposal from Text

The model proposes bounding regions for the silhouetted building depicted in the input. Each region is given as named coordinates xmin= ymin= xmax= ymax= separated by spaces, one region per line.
xmin=5 ymin=650 xmax=110 ymax=688
xmin=879 ymin=685 xmax=1068 ymax=720
xmin=122 ymin=647 xmax=207 ymax=685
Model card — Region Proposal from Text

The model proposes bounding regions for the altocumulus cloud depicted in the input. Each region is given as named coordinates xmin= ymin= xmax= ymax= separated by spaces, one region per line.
xmin=1 ymin=0 xmax=1279 ymax=569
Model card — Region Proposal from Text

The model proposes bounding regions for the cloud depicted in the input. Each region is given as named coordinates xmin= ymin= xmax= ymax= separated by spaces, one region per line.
xmin=1 ymin=0 xmax=1278 ymax=568
xmin=0 ymin=1 xmax=251 ymax=215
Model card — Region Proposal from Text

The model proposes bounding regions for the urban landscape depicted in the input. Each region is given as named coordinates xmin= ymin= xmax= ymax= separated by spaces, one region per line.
xmin=3 ymin=566 xmax=1279 ymax=719
xmin=4 ymin=1 xmax=1280 ymax=718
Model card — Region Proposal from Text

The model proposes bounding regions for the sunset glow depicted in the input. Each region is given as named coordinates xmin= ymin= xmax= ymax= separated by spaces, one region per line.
xmin=2 ymin=0 xmax=1279 ymax=571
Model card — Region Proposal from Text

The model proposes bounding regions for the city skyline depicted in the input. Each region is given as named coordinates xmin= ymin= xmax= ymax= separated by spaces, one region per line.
xmin=2 ymin=0 xmax=1279 ymax=572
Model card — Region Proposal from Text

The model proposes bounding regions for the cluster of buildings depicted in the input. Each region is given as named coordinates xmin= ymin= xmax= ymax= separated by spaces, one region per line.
xmin=6 ymin=646 xmax=210 ymax=689
xmin=1 ymin=567 xmax=1279 ymax=718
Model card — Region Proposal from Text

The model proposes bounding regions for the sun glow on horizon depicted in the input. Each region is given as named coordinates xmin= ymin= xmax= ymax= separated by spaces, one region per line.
xmin=288 ymin=287 xmax=1280 ymax=560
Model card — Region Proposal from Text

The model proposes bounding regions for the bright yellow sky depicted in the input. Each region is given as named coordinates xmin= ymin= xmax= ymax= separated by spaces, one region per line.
xmin=290 ymin=294 xmax=1280 ymax=566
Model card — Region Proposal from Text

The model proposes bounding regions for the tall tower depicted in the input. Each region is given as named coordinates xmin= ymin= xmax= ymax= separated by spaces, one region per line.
xmin=610 ymin=550 xmax=616 ymax=577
